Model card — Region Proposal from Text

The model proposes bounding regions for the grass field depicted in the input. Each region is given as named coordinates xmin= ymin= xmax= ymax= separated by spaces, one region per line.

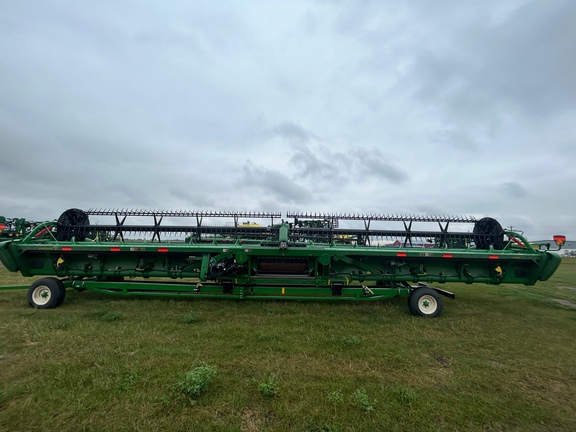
xmin=1 ymin=260 xmax=576 ymax=431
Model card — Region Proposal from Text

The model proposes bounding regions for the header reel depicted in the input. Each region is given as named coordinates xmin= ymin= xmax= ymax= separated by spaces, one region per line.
xmin=53 ymin=208 xmax=505 ymax=250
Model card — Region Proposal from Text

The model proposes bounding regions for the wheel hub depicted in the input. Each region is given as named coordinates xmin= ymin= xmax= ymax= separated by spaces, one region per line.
xmin=32 ymin=286 xmax=51 ymax=305
xmin=418 ymin=295 xmax=437 ymax=313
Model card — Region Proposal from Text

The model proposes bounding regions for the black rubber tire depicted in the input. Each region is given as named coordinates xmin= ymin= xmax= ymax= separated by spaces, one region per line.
xmin=408 ymin=288 xmax=443 ymax=317
xmin=27 ymin=278 xmax=66 ymax=309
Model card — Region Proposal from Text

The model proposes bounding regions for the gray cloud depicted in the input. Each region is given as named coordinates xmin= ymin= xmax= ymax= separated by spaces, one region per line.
xmin=431 ymin=128 xmax=478 ymax=152
xmin=269 ymin=122 xmax=318 ymax=145
xmin=351 ymin=148 xmax=409 ymax=185
xmin=499 ymin=182 xmax=529 ymax=199
xmin=289 ymin=140 xmax=408 ymax=186
xmin=290 ymin=146 xmax=336 ymax=180
xmin=239 ymin=161 xmax=313 ymax=204
xmin=406 ymin=0 xmax=576 ymax=122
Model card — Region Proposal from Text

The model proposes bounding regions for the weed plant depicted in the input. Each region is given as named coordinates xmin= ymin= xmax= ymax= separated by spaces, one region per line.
xmin=352 ymin=389 xmax=375 ymax=412
xmin=327 ymin=390 xmax=344 ymax=404
xmin=176 ymin=364 xmax=217 ymax=398
xmin=258 ymin=373 xmax=280 ymax=399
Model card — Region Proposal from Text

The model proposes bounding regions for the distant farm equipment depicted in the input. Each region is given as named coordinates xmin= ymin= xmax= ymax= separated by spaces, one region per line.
xmin=0 ymin=216 xmax=41 ymax=239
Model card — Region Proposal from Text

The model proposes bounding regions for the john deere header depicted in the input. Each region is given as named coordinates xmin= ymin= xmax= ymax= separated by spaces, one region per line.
xmin=0 ymin=208 xmax=565 ymax=317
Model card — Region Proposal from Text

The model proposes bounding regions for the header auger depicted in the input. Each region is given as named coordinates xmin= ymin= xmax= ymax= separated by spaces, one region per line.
xmin=0 ymin=208 xmax=564 ymax=317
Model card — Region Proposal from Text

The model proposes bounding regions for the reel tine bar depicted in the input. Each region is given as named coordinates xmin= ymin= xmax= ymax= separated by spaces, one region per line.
xmin=62 ymin=209 xmax=502 ymax=249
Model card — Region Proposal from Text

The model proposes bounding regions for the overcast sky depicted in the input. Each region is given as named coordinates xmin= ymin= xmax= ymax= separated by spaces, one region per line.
xmin=1 ymin=0 xmax=575 ymax=240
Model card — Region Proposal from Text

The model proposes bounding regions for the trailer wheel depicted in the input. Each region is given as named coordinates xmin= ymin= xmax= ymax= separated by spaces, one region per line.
xmin=408 ymin=288 xmax=443 ymax=317
xmin=27 ymin=278 xmax=66 ymax=309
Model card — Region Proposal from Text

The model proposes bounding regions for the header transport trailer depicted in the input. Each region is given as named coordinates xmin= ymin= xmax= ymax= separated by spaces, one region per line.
xmin=0 ymin=208 xmax=566 ymax=317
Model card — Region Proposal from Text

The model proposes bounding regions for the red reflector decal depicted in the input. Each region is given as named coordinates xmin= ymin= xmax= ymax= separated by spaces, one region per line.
xmin=158 ymin=248 xmax=168 ymax=253
xmin=489 ymin=255 xmax=499 ymax=260
xmin=110 ymin=247 xmax=121 ymax=252
xmin=397 ymin=252 xmax=407 ymax=257
xmin=442 ymin=254 xmax=453 ymax=258
xmin=61 ymin=247 xmax=72 ymax=251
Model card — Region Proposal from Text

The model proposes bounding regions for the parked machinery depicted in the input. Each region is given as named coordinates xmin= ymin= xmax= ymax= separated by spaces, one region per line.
xmin=0 ymin=216 xmax=41 ymax=239
xmin=0 ymin=208 xmax=565 ymax=317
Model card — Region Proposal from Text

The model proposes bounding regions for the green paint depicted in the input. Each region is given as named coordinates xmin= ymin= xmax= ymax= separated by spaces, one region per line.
xmin=0 ymin=219 xmax=563 ymax=310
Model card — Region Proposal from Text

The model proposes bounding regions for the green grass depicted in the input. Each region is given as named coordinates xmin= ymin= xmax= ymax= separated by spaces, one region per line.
xmin=1 ymin=260 xmax=576 ymax=431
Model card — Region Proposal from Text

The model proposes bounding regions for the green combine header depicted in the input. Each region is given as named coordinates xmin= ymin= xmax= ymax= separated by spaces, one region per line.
xmin=0 ymin=208 xmax=565 ymax=317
